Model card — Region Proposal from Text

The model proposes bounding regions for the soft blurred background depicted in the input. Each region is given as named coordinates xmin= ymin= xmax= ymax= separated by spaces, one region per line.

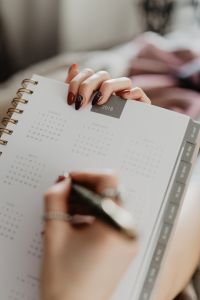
xmin=1 ymin=0 xmax=200 ymax=120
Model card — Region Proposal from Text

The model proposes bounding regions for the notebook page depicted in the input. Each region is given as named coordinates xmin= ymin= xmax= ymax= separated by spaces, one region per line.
xmin=0 ymin=75 xmax=190 ymax=299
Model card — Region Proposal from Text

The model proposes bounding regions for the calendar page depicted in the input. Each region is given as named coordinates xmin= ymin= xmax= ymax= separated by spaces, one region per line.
xmin=0 ymin=75 xmax=194 ymax=299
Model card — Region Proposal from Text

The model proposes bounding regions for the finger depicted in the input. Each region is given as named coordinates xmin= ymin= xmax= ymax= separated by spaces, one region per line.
xmin=77 ymin=71 xmax=111 ymax=108
xmin=94 ymin=78 xmax=132 ymax=105
xmin=71 ymin=214 xmax=95 ymax=226
xmin=43 ymin=178 xmax=72 ymax=249
xmin=67 ymin=68 xmax=94 ymax=106
xmin=43 ymin=177 xmax=72 ymax=241
xmin=119 ymin=87 xmax=151 ymax=104
xmin=65 ymin=63 xmax=79 ymax=83
xmin=44 ymin=177 xmax=71 ymax=215
xmin=70 ymin=171 xmax=118 ymax=196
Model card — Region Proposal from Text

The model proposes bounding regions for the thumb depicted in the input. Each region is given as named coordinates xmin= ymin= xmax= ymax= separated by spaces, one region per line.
xmin=44 ymin=176 xmax=72 ymax=217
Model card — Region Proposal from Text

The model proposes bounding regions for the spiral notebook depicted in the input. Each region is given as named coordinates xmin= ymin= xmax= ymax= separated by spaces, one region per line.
xmin=0 ymin=75 xmax=200 ymax=300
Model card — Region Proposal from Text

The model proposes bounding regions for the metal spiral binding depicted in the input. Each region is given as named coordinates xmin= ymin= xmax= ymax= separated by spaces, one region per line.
xmin=0 ymin=78 xmax=38 ymax=156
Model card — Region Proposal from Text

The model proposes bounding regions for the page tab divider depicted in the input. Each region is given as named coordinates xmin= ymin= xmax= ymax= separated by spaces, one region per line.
xmin=185 ymin=119 xmax=200 ymax=144
xmin=138 ymin=119 xmax=200 ymax=300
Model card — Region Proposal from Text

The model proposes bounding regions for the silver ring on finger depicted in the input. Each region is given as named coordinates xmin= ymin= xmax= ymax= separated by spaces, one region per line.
xmin=100 ymin=185 xmax=124 ymax=201
xmin=43 ymin=211 xmax=72 ymax=222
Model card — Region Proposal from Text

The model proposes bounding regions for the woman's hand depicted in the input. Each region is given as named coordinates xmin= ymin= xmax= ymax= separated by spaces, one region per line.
xmin=41 ymin=172 xmax=138 ymax=300
xmin=65 ymin=64 xmax=151 ymax=109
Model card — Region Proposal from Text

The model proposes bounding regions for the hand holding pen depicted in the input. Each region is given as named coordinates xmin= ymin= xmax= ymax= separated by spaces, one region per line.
xmin=44 ymin=171 xmax=137 ymax=239
xmin=41 ymin=171 xmax=138 ymax=300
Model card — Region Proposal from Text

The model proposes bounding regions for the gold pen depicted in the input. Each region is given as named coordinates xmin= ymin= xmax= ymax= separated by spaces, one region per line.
xmin=69 ymin=183 xmax=137 ymax=240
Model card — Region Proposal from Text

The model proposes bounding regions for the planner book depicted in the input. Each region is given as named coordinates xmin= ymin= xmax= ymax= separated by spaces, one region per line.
xmin=0 ymin=75 xmax=200 ymax=300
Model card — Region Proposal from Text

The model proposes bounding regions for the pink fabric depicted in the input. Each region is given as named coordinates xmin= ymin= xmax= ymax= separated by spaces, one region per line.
xmin=127 ymin=41 xmax=200 ymax=118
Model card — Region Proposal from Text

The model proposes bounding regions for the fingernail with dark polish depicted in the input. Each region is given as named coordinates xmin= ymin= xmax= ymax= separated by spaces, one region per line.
xmin=56 ymin=175 xmax=66 ymax=183
xmin=69 ymin=63 xmax=77 ymax=72
xmin=67 ymin=92 xmax=75 ymax=105
xmin=92 ymin=91 xmax=102 ymax=105
xmin=75 ymin=95 xmax=83 ymax=110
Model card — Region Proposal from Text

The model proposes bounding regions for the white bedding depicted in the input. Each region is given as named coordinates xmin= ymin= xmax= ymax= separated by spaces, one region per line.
xmin=1 ymin=29 xmax=200 ymax=121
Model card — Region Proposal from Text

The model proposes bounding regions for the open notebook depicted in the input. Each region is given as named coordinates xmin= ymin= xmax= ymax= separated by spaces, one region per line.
xmin=0 ymin=75 xmax=200 ymax=300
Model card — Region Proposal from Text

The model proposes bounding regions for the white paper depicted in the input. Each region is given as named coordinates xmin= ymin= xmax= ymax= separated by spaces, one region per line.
xmin=0 ymin=75 xmax=190 ymax=299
